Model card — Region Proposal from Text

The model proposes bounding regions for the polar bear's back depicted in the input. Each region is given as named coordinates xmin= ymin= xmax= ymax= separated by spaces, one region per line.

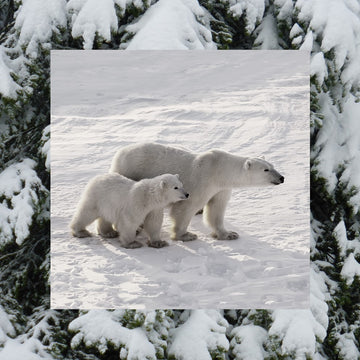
xmin=111 ymin=143 xmax=196 ymax=181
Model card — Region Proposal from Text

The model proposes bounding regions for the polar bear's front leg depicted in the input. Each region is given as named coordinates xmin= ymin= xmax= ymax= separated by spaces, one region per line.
xmin=170 ymin=202 xmax=198 ymax=241
xmin=204 ymin=189 xmax=239 ymax=240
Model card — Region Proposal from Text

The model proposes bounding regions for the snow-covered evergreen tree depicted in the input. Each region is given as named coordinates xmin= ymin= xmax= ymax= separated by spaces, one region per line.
xmin=1 ymin=0 xmax=360 ymax=359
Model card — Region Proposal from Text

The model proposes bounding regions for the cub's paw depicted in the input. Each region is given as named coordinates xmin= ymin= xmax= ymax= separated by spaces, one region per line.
xmin=122 ymin=240 xmax=143 ymax=249
xmin=212 ymin=231 xmax=239 ymax=240
xmin=72 ymin=229 xmax=92 ymax=238
xmin=100 ymin=230 xmax=119 ymax=238
xmin=148 ymin=240 xmax=169 ymax=248
xmin=174 ymin=232 xmax=198 ymax=242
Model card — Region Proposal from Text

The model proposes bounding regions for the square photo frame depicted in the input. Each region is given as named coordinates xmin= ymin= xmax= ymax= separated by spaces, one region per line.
xmin=51 ymin=50 xmax=310 ymax=309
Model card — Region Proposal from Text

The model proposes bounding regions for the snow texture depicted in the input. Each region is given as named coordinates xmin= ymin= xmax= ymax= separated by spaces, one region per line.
xmin=337 ymin=332 xmax=360 ymax=360
xmin=0 ymin=308 xmax=55 ymax=360
xmin=51 ymin=50 xmax=310 ymax=309
xmin=226 ymin=0 xmax=265 ymax=33
xmin=314 ymin=92 xmax=360 ymax=216
xmin=254 ymin=13 xmax=280 ymax=49
xmin=124 ymin=0 xmax=215 ymax=50
xmin=310 ymin=266 xmax=329 ymax=335
xmin=67 ymin=0 xmax=118 ymax=50
xmin=341 ymin=253 xmax=360 ymax=285
xmin=230 ymin=325 xmax=267 ymax=360
xmin=299 ymin=30 xmax=313 ymax=52
xmin=296 ymin=0 xmax=360 ymax=88
xmin=0 ymin=159 xmax=45 ymax=246
xmin=289 ymin=23 xmax=303 ymax=39
xmin=69 ymin=310 xmax=156 ymax=359
xmin=289 ymin=23 xmax=304 ymax=48
xmin=0 ymin=338 xmax=52 ymax=360
xmin=275 ymin=0 xmax=294 ymax=21
xmin=333 ymin=221 xmax=360 ymax=260
xmin=65 ymin=0 xmax=215 ymax=50
xmin=0 ymin=46 xmax=21 ymax=98
xmin=338 ymin=99 xmax=360 ymax=214
xmin=168 ymin=310 xmax=229 ymax=360
xmin=310 ymin=52 xmax=328 ymax=86
xmin=269 ymin=309 xmax=327 ymax=359
xmin=0 ymin=306 xmax=15 ymax=345
xmin=40 ymin=125 xmax=51 ymax=170
xmin=14 ymin=0 xmax=67 ymax=58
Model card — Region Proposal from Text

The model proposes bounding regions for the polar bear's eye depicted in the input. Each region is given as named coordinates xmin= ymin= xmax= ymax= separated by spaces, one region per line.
xmin=264 ymin=169 xmax=269 ymax=172
xmin=174 ymin=187 xmax=178 ymax=189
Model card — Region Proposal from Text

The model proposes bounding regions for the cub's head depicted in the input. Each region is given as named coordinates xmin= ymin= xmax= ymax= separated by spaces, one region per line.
xmin=159 ymin=174 xmax=189 ymax=202
xmin=243 ymin=158 xmax=284 ymax=186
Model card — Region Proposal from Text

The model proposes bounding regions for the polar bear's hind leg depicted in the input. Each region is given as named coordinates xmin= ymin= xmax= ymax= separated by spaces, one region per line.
xmin=96 ymin=217 xmax=118 ymax=238
xmin=70 ymin=204 xmax=98 ymax=238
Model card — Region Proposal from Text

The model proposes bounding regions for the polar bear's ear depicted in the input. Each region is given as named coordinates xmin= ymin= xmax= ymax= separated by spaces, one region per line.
xmin=260 ymin=155 xmax=265 ymax=160
xmin=175 ymin=174 xmax=180 ymax=179
xmin=244 ymin=159 xmax=252 ymax=170
xmin=160 ymin=180 xmax=166 ymax=189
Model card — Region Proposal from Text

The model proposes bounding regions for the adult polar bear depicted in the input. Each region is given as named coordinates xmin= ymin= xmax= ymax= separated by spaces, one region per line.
xmin=102 ymin=143 xmax=284 ymax=242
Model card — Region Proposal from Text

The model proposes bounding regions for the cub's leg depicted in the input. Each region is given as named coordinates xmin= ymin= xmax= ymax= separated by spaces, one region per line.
xmin=204 ymin=189 xmax=239 ymax=240
xmin=143 ymin=209 xmax=168 ymax=248
xmin=96 ymin=217 xmax=118 ymax=238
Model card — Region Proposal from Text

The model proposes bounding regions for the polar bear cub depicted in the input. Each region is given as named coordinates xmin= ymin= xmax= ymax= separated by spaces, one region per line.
xmin=70 ymin=173 xmax=189 ymax=248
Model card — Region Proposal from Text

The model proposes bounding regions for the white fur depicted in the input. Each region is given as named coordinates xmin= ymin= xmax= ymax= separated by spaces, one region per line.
xmin=70 ymin=173 xmax=188 ymax=248
xmin=109 ymin=143 xmax=285 ymax=242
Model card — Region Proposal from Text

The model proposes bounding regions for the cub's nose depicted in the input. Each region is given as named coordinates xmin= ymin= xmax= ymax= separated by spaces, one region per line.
xmin=185 ymin=193 xmax=190 ymax=198
xmin=279 ymin=176 xmax=284 ymax=183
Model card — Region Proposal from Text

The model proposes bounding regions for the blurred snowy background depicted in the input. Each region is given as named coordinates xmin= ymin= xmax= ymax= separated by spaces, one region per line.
xmin=1 ymin=0 xmax=360 ymax=359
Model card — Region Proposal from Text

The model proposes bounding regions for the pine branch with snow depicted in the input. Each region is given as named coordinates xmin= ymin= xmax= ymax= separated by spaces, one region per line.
xmin=0 ymin=1 xmax=360 ymax=359
xmin=168 ymin=310 xmax=229 ymax=360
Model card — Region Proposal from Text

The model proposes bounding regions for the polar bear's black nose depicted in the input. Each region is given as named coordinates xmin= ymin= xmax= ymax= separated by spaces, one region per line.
xmin=279 ymin=176 xmax=284 ymax=183
xmin=185 ymin=193 xmax=190 ymax=198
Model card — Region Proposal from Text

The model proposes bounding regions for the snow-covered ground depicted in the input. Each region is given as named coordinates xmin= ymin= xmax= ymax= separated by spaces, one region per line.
xmin=51 ymin=50 xmax=310 ymax=309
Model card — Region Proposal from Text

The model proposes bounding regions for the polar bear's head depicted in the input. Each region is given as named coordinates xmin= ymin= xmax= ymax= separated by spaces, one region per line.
xmin=243 ymin=158 xmax=284 ymax=186
xmin=159 ymin=174 xmax=189 ymax=202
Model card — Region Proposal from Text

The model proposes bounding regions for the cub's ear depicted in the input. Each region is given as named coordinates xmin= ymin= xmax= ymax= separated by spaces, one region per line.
xmin=244 ymin=159 xmax=252 ymax=170
xmin=160 ymin=180 xmax=166 ymax=189
xmin=175 ymin=174 xmax=180 ymax=179
xmin=260 ymin=155 xmax=265 ymax=160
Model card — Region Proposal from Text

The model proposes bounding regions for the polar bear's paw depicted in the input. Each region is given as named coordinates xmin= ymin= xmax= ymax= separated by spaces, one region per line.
xmin=174 ymin=232 xmax=198 ymax=242
xmin=72 ymin=229 xmax=92 ymax=238
xmin=122 ymin=240 xmax=144 ymax=249
xmin=100 ymin=230 xmax=119 ymax=238
xmin=148 ymin=240 xmax=169 ymax=248
xmin=212 ymin=231 xmax=239 ymax=240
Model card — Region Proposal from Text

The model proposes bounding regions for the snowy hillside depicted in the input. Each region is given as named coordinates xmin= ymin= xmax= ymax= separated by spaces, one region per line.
xmin=51 ymin=50 xmax=309 ymax=309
